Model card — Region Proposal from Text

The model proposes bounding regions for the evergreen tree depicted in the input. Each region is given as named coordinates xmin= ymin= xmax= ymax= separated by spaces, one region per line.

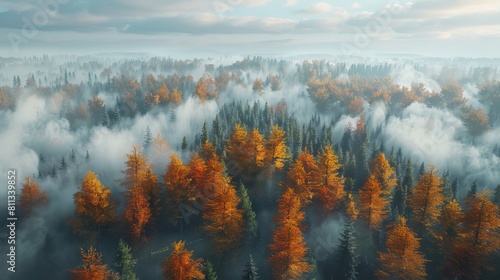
xmin=70 ymin=149 xmax=77 ymax=164
xmin=441 ymin=170 xmax=452 ymax=200
xmin=451 ymin=178 xmax=459 ymax=200
xmin=238 ymin=183 xmax=258 ymax=245
xmin=467 ymin=180 xmax=478 ymax=198
xmin=39 ymin=153 xmax=45 ymax=163
xmin=114 ymin=239 xmax=138 ymax=280
xmin=336 ymin=219 xmax=358 ymax=280
xmin=418 ymin=162 xmax=425 ymax=178
xmin=60 ymin=156 xmax=67 ymax=171
xmin=493 ymin=184 xmax=500 ymax=207
xmin=242 ymin=255 xmax=259 ymax=280
xmin=201 ymin=122 xmax=209 ymax=145
xmin=85 ymin=150 xmax=90 ymax=162
xmin=400 ymin=158 xmax=414 ymax=216
xmin=204 ymin=260 xmax=217 ymax=280
xmin=50 ymin=165 xmax=57 ymax=178
xmin=143 ymin=126 xmax=152 ymax=150
xmin=181 ymin=136 xmax=188 ymax=151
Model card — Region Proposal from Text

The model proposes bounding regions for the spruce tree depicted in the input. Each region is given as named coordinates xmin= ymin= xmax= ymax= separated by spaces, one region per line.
xmin=451 ymin=178 xmax=459 ymax=200
xmin=493 ymin=184 xmax=500 ymax=207
xmin=60 ymin=156 xmax=67 ymax=171
xmin=238 ymin=183 xmax=258 ymax=245
xmin=400 ymin=158 xmax=414 ymax=216
xmin=70 ymin=149 xmax=76 ymax=164
xmin=114 ymin=239 xmax=138 ymax=280
xmin=201 ymin=122 xmax=209 ymax=145
xmin=441 ymin=170 xmax=452 ymax=199
xmin=337 ymin=219 xmax=358 ymax=280
xmin=242 ymin=255 xmax=258 ymax=280
xmin=143 ymin=126 xmax=152 ymax=150
xmin=181 ymin=136 xmax=188 ymax=151
xmin=467 ymin=180 xmax=478 ymax=198
xmin=418 ymin=162 xmax=425 ymax=178
xmin=204 ymin=260 xmax=217 ymax=280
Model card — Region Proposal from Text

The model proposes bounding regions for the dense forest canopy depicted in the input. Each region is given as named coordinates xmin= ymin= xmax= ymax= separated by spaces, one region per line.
xmin=0 ymin=55 xmax=499 ymax=279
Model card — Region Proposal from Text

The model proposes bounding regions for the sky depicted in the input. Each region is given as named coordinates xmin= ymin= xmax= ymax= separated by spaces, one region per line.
xmin=0 ymin=0 xmax=499 ymax=57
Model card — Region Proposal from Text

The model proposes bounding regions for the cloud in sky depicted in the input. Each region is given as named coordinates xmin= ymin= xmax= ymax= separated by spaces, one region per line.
xmin=0 ymin=0 xmax=499 ymax=57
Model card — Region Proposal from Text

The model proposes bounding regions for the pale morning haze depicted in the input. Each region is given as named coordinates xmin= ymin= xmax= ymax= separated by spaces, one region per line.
xmin=0 ymin=0 xmax=499 ymax=57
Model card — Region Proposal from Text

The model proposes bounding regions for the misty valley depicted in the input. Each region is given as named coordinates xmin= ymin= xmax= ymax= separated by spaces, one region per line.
xmin=0 ymin=55 xmax=499 ymax=280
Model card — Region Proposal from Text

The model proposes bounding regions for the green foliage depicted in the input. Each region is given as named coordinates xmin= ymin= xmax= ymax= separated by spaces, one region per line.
xmin=115 ymin=239 xmax=138 ymax=280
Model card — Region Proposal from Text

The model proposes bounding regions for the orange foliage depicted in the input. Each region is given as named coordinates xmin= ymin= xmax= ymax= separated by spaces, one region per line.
xmin=345 ymin=193 xmax=359 ymax=220
xmin=409 ymin=165 xmax=444 ymax=234
xmin=19 ymin=176 xmax=47 ymax=216
xmin=161 ymin=241 xmax=204 ymax=280
xmin=124 ymin=184 xmax=152 ymax=241
xmin=358 ymin=175 xmax=387 ymax=230
xmin=269 ymin=188 xmax=311 ymax=279
xmin=202 ymin=177 xmax=244 ymax=251
xmin=155 ymin=82 xmax=170 ymax=105
xmin=286 ymin=149 xmax=321 ymax=204
xmin=72 ymin=171 xmax=117 ymax=228
xmin=164 ymin=154 xmax=192 ymax=224
xmin=121 ymin=146 xmax=149 ymax=189
xmin=194 ymin=75 xmax=218 ymax=102
xmin=463 ymin=191 xmax=500 ymax=254
xmin=170 ymin=87 xmax=183 ymax=105
xmin=71 ymin=246 xmax=116 ymax=280
xmin=370 ymin=153 xmax=398 ymax=196
xmin=264 ymin=125 xmax=290 ymax=173
xmin=347 ymin=96 xmax=365 ymax=116
xmin=316 ymin=145 xmax=345 ymax=211
xmin=376 ymin=217 xmax=427 ymax=280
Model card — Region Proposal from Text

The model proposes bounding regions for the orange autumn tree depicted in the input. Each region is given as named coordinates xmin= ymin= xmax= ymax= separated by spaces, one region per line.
xmin=286 ymin=149 xmax=321 ymax=204
xmin=409 ymin=165 xmax=444 ymax=235
xmin=138 ymin=167 xmax=162 ymax=222
xmin=434 ymin=199 xmax=463 ymax=253
xmin=269 ymin=188 xmax=311 ymax=279
xmin=345 ymin=193 xmax=359 ymax=220
xmin=316 ymin=145 xmax=345 ymax=211
xmin=245 ymin=128 xmax=266 ymax=173
xmin=70 ymin=171 xmax=117 ymax=238
xmin=370 ymin=153 xmax=398 ymax=196
xmin=71 ymin=246 xmax=117 ymax=280
xmin=358 ymin=175 xmax=387 ymax=230
xmin=19 ymin=176 xmax=48 ymax=216
xmin=121 ymin=145 xmax=149 ymax=189
xmin=463 ymin=191 xmax=500 ymax=253
xmin=164 ymin=154 xmax=192 ymax=226
xmin=376 ymin=217 xmax=427 ymax=280
xmin=443 ymin=191 xmax=500 ymax=279
xmin=264 ymin=125 xmax=290 ymax=174
xmin=202 ymin=176 xmax=244 ymax=251
xmin=124 ymin=184 xmax=152 ymax=242
xmin=225 ymin=124 xmax=248 ymax=170
xmin=161 ymin=241 xmax=204 ymax=280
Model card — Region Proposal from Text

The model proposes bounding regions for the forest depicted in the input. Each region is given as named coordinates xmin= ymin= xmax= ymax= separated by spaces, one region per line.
xmin=0 ymin=55 xmax=499 ymax=280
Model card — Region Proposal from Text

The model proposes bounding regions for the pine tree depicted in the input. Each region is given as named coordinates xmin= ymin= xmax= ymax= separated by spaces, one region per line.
xmin=86 ymin=150 xmax=90 ymax=161
xmin=204 ymin=260 xmax=217 ymax=280
xmin=114 ymin=239 xmax=138 ymax=280
xmin=238 ymin=183 xmax=258 ymax=244
xmin=493 ymin=184 xmax=500 ymax=207
xmin=70 ymin=149 xmax=77 ymax=164
xmin=451 ymin=178 xmax=459 ymax=200
xmin=60 ymin=156 xmax=67 ymax=171
xmin=50 ymin=164 xmax=57 ymax=178
xmin=242 ymin=255 xmax=259 ymax=280
xmin=201 ymin=122 xmax=209 ymax=146
xmin=143 ymin=126 xmax=152 ymax=150
xmin=181 ymin=136 xmax=188 ymax=151
xmin=467 ymin=179 xmax=478 ymax=198
xmin=336 ymin=219 xmax=358 ymax=280
xmin=418 ymin=162 xmax=425 ymax=177
xmin=441 ymin=170 xmax=452 ymax=200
